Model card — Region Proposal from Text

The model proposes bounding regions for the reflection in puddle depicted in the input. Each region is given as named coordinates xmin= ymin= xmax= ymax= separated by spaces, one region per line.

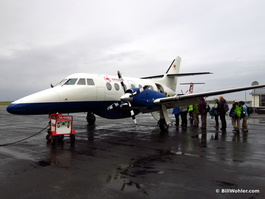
xmin=106 ymin=152 xmax=171 ymax=194
xmin=106 ymin=165 xmax=147 ymax=194
xmin=37 ymin=144 xmax=77 ymax=169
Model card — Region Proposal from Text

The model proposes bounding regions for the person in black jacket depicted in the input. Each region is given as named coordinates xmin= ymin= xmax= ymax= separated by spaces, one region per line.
xmin=219 ymin=96 xmax=229 ymax=132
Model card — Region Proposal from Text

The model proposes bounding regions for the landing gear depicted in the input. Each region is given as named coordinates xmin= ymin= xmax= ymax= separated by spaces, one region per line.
xmin=158 ymin=119 xmax=169 ymax=131
xmin=158 ymin=104 xmax=170 ymax=131
xmin=86 ymin=112 xmax=96 ymax=125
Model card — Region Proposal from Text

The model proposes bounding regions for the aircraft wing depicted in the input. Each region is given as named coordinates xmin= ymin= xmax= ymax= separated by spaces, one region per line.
xmin=153 ymin=84 xmax=265 ymax=108
xmin=141 ymin=72 xmax=212 ymax=79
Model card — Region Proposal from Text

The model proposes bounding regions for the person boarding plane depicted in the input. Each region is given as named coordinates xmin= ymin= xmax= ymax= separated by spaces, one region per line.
xmin=7 ymin=57 xmax=265 ymax=131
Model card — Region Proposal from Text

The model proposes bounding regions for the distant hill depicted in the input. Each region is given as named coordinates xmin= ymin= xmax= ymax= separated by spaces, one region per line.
xmin=0 ymin=101 xmax=11 ymax=105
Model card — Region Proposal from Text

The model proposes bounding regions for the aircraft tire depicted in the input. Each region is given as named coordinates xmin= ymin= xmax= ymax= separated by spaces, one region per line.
xmin=159 ymin=119 xmax=169 ymax=131
xmin=86 ymin=112 xmax=96 ymax=125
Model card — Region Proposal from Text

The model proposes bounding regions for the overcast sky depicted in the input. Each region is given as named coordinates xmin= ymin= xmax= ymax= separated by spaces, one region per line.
xmin=1 ymin=0 xmax=265 ymax=101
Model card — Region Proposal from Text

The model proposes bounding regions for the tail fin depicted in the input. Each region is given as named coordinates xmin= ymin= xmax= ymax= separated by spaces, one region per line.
xmin=141 ymin=56 xmax=181 ymax=79
xmin=188 ymin=83 xmax=194 ymax=94
xmin=141 ymin=56 xmax=211 ymax=93
xmin=160 ymin=57 xmax=182 ymax=92
xmin=165 ymin=56 xmax=181 ymax=75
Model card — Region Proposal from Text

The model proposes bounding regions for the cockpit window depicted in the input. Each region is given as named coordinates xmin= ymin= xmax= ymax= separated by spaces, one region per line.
xmin=54 ymin=79 xmax=67 ymax=87
xmin=64 ymin=78 xmax=78 ymax=85
xmin=77 ymin=78 xmax=86 ymax=85
xmin=87 ymin=78 xmax=95 ymax=85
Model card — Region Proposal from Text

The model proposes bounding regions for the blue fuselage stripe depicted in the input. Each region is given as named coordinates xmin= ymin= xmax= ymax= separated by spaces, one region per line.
xmin=7 ymin=101 xmax=115 ymax=115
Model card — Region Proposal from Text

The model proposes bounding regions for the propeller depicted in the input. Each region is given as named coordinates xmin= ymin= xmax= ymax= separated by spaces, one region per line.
xmin=117 ymin=71 xmax=137 ymax=125
xmin=108 ymin=71 xmax=150 ymax=125
xmin=120 ymin=85 xmax=150 ymax=102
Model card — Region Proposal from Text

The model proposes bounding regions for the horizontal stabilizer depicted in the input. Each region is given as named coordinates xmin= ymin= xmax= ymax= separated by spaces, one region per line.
xmin=141 ymin=72 xmax=212 ymax=79
xmin=180 ymin=83 xmax=205 ymax=85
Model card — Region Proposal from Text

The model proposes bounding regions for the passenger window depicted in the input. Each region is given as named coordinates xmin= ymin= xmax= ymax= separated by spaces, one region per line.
xmin=106 ymin=83 xmax=112 ymax=90
xmin=114 ymin=83 xmax=120 ymax=91
xmin=64 ymin=78 xmax=78 ymax=85
xmin=87 ymin=79 xmax=95 ymax=85
xmin=77 ymin=78 xmax=86 ymax=85
xmin=131 ymin=84 xmax=135 ymax=88
xmin=149 ymin=85 xmax=154 ymax=90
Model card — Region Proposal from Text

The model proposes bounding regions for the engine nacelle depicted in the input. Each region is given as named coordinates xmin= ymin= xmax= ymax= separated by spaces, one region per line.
xmin=129 ymin=88 xmax=166 ymax=108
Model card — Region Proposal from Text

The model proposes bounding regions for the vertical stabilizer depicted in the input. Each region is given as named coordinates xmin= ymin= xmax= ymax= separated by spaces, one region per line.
xmin=160 ymin=56 xmax=181 ymax=92
xmin=166 ymin=56 xmax=181 ymax=75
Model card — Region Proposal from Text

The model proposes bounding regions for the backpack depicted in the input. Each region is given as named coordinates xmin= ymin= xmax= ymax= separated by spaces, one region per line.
xmin=209 ymin=107 xmax=215 ymax=116
xmin=209 ymin=107 xmax=217 ymax=116
xmin=247 ymin=106 xmax=253 ymax=115
xmin=241 ymin=105 xmax=252 ymax=118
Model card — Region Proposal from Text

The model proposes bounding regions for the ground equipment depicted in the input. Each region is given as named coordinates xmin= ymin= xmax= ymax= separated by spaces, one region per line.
xmin=46 ymin=114 xmax=76 ymax=144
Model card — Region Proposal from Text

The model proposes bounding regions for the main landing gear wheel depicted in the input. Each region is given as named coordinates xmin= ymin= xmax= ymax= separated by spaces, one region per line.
xmin=158 ymin=119 xmax=169 ymax=131
xmin=86 ymin=112 xmax=96 ymax=125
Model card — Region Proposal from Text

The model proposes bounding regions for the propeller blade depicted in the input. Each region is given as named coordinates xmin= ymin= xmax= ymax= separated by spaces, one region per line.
xmin=118 ymin=71 xmax=126 ymax=93
xmin=107 ymin=102 xmax=120 ymax=110
xmin=127 ymin=102 xmax=137 ymax=125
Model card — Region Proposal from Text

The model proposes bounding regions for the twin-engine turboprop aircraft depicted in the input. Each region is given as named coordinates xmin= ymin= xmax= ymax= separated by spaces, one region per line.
xmin=7 ymin=57 xmax=265 ymax=130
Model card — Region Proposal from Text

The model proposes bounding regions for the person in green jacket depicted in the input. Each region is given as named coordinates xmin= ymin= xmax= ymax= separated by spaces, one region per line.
xmin=188 ymin=105 xmax=194 ymax=125
xmin=229 ymin=100 xmax=242 ymax=133
xmin=192 ymin=104 xmax=199 ymax=127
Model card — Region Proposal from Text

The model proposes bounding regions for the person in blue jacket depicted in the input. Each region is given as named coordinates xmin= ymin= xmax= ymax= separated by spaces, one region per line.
xmin=172 ymin=107 xmax=181 ymax=127
xmin=239 ymin=101 xmax=249 ymax=132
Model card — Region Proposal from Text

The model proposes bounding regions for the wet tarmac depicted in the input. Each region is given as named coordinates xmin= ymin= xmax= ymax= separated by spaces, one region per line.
xmin=0 ymin=105 xmax=264 ymax=199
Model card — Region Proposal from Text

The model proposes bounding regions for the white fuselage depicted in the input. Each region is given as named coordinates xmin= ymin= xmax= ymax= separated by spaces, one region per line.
xmin=7 ymin=73 xmax=176 ymax=116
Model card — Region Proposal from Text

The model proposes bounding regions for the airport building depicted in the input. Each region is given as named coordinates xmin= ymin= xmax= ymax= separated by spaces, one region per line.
xmin=250 ymin=81 xmax=265 ymax=113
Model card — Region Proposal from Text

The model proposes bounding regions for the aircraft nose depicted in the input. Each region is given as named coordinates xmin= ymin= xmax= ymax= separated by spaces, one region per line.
xmin=6 ymin=88 xmax=61 ymax=115
xmin=6 ymin=102 xmax=22 ymax=114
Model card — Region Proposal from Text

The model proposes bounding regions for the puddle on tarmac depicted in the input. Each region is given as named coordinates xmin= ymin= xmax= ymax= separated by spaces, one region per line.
xmin=105 ymin=164 xmax=148 ymax=194
xmin=105 ymin=153 xmax=170 ymax=194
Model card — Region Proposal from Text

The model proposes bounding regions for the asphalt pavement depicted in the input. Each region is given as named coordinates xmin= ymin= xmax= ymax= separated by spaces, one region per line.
xmin=0 ymin=105 xmax=264 ymax=199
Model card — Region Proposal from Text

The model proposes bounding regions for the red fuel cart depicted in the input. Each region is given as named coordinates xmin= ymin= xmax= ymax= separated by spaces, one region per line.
xmin=47 ymin=114 xmax=76 ymax=144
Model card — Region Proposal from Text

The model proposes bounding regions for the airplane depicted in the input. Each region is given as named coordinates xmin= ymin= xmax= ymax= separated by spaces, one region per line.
xmin=6 ymin=56 xmax=265 ymax=131
xmin=179 ymin=82 xmax=205 ymax=95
